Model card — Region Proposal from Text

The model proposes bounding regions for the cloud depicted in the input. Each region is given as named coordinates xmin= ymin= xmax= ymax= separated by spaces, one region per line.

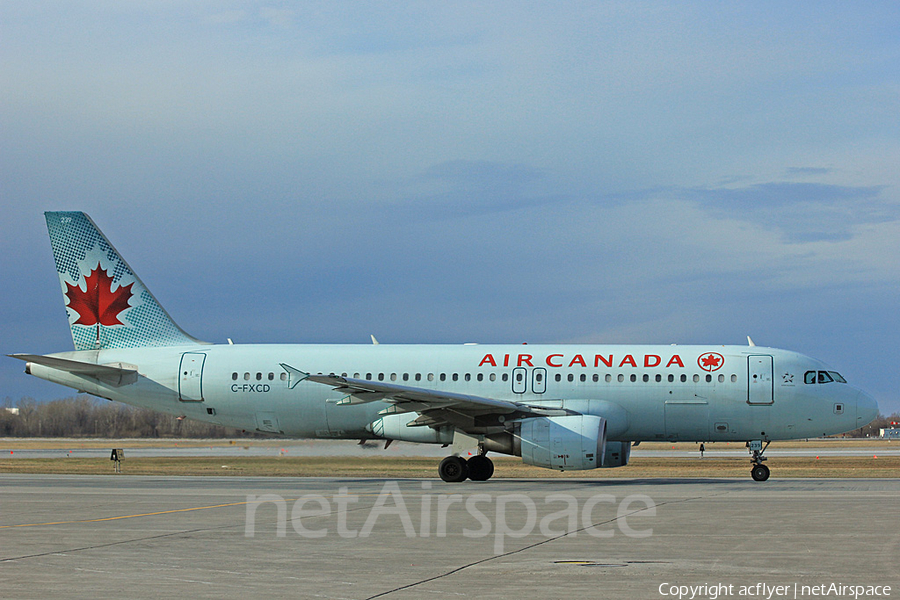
xmin=684 ymin=182 xmax=896 ymax=242
xmin=785 ymin=167 xmax=834 ymax=176
xmin=2 ymin=2 xmax=899 ymax=413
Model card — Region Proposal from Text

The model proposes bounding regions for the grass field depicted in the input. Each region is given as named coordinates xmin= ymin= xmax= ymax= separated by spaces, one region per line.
xmin=1 ymin=438 xmax=898 ymax=478
xmin=0 ymin=455 xmax=897 ymax=478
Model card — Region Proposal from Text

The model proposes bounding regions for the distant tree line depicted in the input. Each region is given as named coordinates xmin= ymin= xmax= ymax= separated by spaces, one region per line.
xmin=843 ymin=411 xmax=900 ymax=438
xmin=0 ymin=396 xmax=253 ymax=438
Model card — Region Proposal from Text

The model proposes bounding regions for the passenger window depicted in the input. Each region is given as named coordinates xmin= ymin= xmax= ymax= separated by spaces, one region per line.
xmin=718 ymin=374 xmax=725 ymax=383
xmin=618 ymin=374 xmax=624 ymax=382
xmin=428 ymin=373 xmax=434 ymax=382
xmin=818 ymin=371 xmax=834 ymax=384
xmin=378 ymin=373 xmax=385 ymax=381
xmin=692 ymin=374 xmax=699 ymax=383
xmin=668 ymin=374 xmax=674 ymax=383
xmin=477 ymin=373 xmax=483 ymax=381
xmin=402 ymin=373 xmax=409 ymax=381
xmin=730 ymin=374 xmax=737 ymax=383
xmin=452 ymin=373 xmax=459 ymax=381
xmin=630 ymin=374 xmax=637 ymax=382
xmin=268 ymin=373 xmax=275 ymax=380
xmin=567 ymin=374 xmax=574 ymax=382
xmin=366 ymin=373 xmax=372 ymax=380
xmin=232 ymin=372 xmax=238 ymax=381
xmin=489 ymin=373 xmax=496 ymax=382
xmin=281 ymin=373 xmax=287 ymax=381
xmin=464 ymin=373 xmax=471 ymax=382
xmin=244 ymin=372 xmax=250 ymax=381
xmin=440 ymin=373 xmax=446 ymax=381
xmin=580 ymin=374 xmax=586 ymax=382
xmin=502 ymin=373 xmax=509 ymax=382
xmin=555 ymin=374 xmax=562 ymax=382
xmin=516 ymin=372 xmax=523 ymax=382
xmin=593 ymin=374 xmax=599 ymax=383
xmin=256 ymin=372 xmax=262 ymax=381
xmin=655 ymin=374 xmax=662 ymax=382
xmin=642 ymin=374 xmax=649 ymax=383
xmin=415 ymin=373 xmax=421 ymax=381
xmin=706 ymin=374 xmax=712 ymax=383
xmin=605 ymin=374 xmax=612 ymax=382
xmin=680 ymin=374 xmax=687 ymax=382
xmin=536 ymin=372 xmax=543 ymax=382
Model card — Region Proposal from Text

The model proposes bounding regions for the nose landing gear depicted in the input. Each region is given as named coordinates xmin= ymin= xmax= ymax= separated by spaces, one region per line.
xmin=748 ymin=440 xmax=771 ymax=481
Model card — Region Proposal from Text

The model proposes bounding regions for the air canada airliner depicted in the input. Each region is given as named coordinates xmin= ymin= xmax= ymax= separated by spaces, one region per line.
xmin=10 ymin=212 xmax=878 ymax=482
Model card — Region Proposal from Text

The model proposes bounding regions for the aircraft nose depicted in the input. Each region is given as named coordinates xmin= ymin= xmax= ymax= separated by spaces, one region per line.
xmin=856 ymin=390 xmax=879 ymax=427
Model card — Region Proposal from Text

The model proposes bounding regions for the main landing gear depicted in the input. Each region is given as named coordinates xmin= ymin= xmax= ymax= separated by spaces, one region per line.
xmin=748 ymin=440 xmax=771 ymax=481
xmin=438 ymin=454 xmax=495 ymax=482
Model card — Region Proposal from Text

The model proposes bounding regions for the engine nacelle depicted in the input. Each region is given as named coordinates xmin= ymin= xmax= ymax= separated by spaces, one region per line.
xmin=601 ymin=440 xmax=631 ymax=468
xmin=518 ymin=415 xmax=607 ymax=471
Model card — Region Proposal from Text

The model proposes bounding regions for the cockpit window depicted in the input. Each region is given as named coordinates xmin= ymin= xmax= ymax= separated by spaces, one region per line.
xmin=805 ymin=370 xmax=847 ymax=384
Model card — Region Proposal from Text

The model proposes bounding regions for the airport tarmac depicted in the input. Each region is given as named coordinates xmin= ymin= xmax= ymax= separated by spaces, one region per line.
xmin=0 ymin=475 xmax=897 ymax=599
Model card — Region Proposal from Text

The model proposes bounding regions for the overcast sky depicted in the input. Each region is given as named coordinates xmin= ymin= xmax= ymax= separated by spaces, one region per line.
xmin=2 ymin=2 xmax=899 ymax=415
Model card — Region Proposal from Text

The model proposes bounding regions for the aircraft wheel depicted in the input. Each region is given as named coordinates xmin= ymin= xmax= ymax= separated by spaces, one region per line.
xmin=467 ymin=455 xmax=494 ymax=481
xmin=751 ymin=464 xmax=770 ymax=482
xmin=438 ymin=456 xmax=469 ymax=482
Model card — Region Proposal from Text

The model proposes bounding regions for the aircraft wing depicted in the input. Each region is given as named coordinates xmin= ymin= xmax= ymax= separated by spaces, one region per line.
xmin=286 ymin=366 xmax=568 ymax=431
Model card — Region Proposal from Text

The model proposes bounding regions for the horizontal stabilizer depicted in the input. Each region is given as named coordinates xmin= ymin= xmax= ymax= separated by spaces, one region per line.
xmin=8 ymin=354 xmax=138 ymax=387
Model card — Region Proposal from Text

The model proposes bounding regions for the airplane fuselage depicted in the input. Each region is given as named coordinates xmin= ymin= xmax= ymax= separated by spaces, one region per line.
xmin=29 ymin=343 xmax=871 ymax=444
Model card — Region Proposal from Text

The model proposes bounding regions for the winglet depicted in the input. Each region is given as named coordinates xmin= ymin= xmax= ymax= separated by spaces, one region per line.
xmin=371 ymin=335 xmax=379 ymax=345
xmin=747 ymin=336 xmax=756 ymax=347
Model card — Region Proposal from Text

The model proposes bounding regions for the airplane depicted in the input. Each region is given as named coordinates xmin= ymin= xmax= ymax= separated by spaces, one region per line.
xmin=10 ymin=212 xmax=878 ymax=482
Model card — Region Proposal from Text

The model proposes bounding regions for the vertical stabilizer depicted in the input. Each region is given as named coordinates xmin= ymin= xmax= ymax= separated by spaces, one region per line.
xmin=45 ymin=212 xmax=203 ymax=350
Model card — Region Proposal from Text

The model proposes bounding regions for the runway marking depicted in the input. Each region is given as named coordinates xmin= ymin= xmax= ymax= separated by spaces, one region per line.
xmin=0 ymin=492 xmax=388 ymax=530
xmin=0 ymin=500 xmax=259 ymax=529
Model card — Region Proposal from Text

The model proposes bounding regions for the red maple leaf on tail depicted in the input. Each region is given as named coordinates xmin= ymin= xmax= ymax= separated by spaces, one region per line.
xmin=65 ymin=264 xmax=134 ymax=326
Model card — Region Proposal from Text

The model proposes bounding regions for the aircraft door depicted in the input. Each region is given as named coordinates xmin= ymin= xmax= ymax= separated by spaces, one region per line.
xmin=178 ymin=352 xmax=206 ymax=402
xmin=512 ymin=367 xmax=527 ymax=394
xmin=532 ymin=368 xmax=547 ymax=394
xmin=748 ymin=355 xmax=774 ymax=404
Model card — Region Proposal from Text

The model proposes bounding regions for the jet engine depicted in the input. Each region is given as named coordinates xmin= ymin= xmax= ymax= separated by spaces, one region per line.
xmin=514 ymin=415 xmax=607 ymax=471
